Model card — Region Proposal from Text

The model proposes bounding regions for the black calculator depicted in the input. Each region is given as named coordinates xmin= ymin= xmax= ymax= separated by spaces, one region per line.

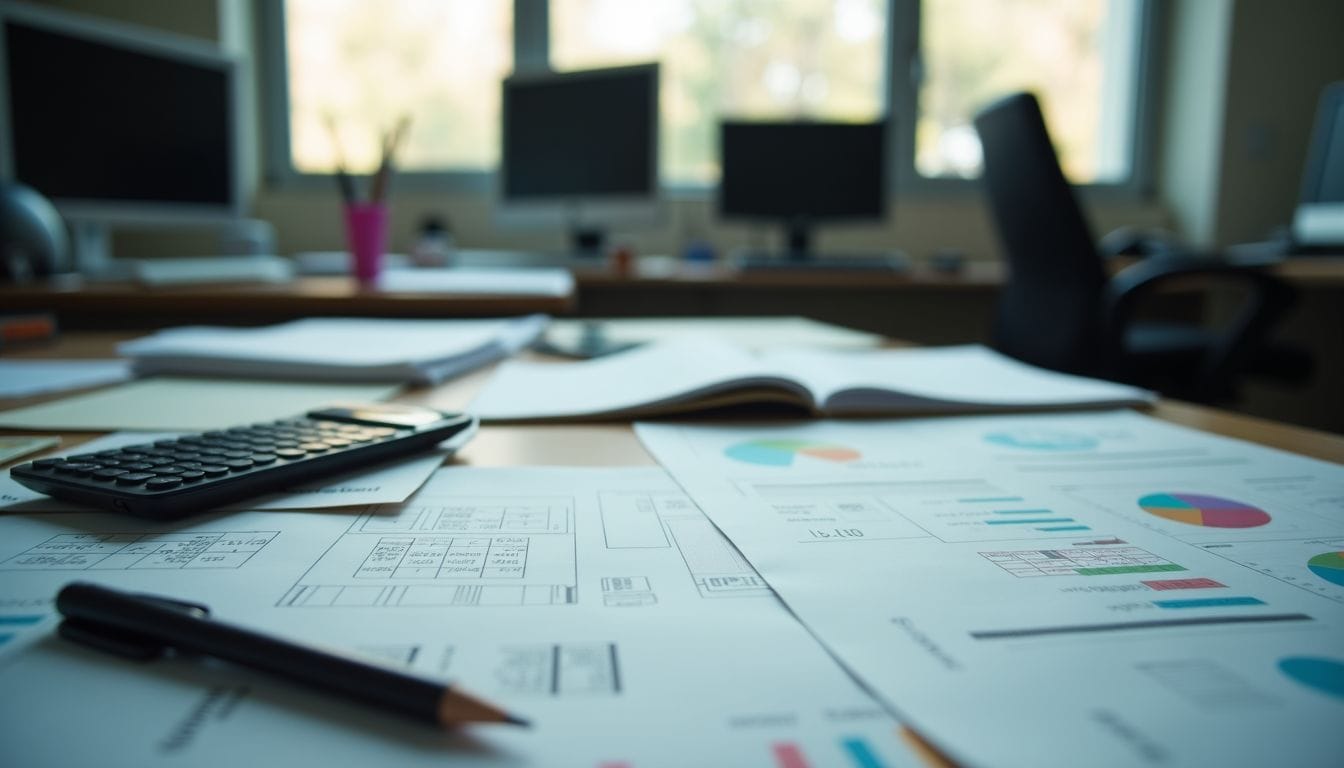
xmin=9 ymin=403 xmax=477 ymax=520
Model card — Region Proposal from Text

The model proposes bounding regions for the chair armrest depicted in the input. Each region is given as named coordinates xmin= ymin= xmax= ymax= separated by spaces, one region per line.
xmin=1100 ymin=256 xmax=1298 ymax=392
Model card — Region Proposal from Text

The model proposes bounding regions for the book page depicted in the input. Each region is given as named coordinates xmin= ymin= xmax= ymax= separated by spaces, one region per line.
xmin=469 ymin=338 xmax=811 ymax=421
xmin=763 ymin=345 xmax=1153 ymax=412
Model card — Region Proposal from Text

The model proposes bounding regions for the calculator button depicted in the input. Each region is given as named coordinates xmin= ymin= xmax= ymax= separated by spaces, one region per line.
xmin=221 ymin=450 xmax=252 ymax=459
xmin=154 ymin=440 xmax=182 ymax=449
xmin=120 ymin=444 xmax=157 ymax=454
xmin=322 ymin=438 xmax=352 ymax=448
xmin=32 ymin=458 xmax=66 ymax=469
xmin=118 ymin=462 xmax=154 ymax=471
xmin=56 ymin=463 xmax=98 ymax=476
xmin=298 ymin=442 xmax=330 ymax=452
xmin=249 ymin=454 xmax=277 ymax=465
xmin=171 ymin=452 xmax=203 ymax=461
xmin=115 ymin=473 xmax=155 ymax=485
xmin=274 ymin=448 xmax=306 ymax=459
xmin=67 ymin=453 xmax=99 ymax=463
xmin=178 ymin=470 xmax=206 ymax=482
xmin=221 ymin=458 xmax=254 ymax=470
xmin=92 ymin=468 xmax=128 ymax=480
xmin=145 ymin=477 xmax=183 ymax=490
xmin=143 ymin=457 xmax=176 ymax=467
xmin=200 ymin=465 xmax=230 ymax=477
xmin=153 ymin=466 xmax=187 ymax=475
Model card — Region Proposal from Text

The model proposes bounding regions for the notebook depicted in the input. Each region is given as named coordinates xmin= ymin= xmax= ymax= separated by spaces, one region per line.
xmin=119 ymin=315 xmax=548 ymax=385
xmin=469 ymin=339 xmax=1155 ymax=421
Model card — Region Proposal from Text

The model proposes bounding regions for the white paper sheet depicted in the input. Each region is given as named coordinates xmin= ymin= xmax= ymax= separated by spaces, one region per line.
xmin=0 ymin=468 xmax=923 ymax=768
xmin=636 ymin=411 xmax=1344 ymax=768
xmin=1 ymin=431 xmax=455 ymax=513
xmin=0 ymin=378 xmax=400 ymax=431
xmin=0 ymin=359 xmax=132 ymax=398
xmin=377 ymin=267 xmax=575 ymax=297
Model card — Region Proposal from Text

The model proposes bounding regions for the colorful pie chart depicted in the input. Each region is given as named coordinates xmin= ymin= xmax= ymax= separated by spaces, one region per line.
xmin=1279 ymin=656 xmax=1344 ymax=701
xmin=724 ymin=439 xmax=860 ymax=467
xmin=1307 ymin=552 xmax=1344 ymax=587
xmin=1137 ymin=493 xmax=1271 ymax=528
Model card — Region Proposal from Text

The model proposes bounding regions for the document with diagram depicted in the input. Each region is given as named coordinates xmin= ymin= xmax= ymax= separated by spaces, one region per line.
xmin=0 ymin=467 xmax=921 ymax=768
xmin=637 ymin=410 xmax=1344 ymax=768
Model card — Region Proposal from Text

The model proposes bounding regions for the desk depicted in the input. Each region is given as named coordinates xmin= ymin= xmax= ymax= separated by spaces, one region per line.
xmin=0 ymin=275 xmax=575 ymax=327
xmin=2 ymin=325 xmax=1342 ymax=767
xmin=4 ymin=329 xmax=1342 ymax=467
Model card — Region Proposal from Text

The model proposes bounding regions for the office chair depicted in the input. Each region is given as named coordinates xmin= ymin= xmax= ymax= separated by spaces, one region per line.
xmin=973 ymin=92 xmax=1309 ymax=404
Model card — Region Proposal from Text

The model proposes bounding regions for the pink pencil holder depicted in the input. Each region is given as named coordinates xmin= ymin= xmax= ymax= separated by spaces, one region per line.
xmin=344 ymin=203 xmax=389 ymax=285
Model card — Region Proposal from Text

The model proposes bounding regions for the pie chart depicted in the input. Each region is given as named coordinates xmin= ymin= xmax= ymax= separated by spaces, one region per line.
xmin=1279 ymin=656 xmax=1344 ymax=701
xmin=1307 ymin=552 xmax=1344 ymax=587
xmin=1137 ymin=493 xmax=1271 ymax=528
xmin=724 ymin=439 xmax=860 ymax=467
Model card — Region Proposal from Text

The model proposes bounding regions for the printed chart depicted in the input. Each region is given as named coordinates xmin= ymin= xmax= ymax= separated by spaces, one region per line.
xmin=984 ymin=429 xmax=1099 ymax=451
xmin=1138 ymin=493 xmax=1272 ymax=529
xmin=0 ymin=531 xmax=278 ymax=571
xmin=1307 ymin=551 xmax=1344 ymax=587
xmin=725 ymin=439 xmax=860 ymax=467
xmin=1279 ymin=656 xmax=1344 ymax=701
xmin=1200 ymin=537 xmax=1344 ymax=603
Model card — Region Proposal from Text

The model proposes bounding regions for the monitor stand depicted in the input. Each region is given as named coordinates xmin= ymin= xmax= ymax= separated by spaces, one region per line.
xmin=734 ymin=221 xmax=907 ymax=272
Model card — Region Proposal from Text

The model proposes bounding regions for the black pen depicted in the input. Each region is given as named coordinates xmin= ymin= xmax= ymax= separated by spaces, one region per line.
xmin=56 ymin=582 xmax=528 ymax=728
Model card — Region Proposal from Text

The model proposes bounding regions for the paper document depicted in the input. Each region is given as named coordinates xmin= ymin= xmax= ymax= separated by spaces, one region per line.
xmin=0 ymin=359 xmax=132 ymax=399
xmin=471 ymin=340 xmax=1154 ymax=421
xmin=118 ymin=315 xmax=549 ymax=385
xmin=540 ymin=316 xmax=884 ymax=356
xmin=0 ymin=468 xmax=922 ymax=767
xmin=0 ymin=378 xmax=399 ymax=431
xmin=377 ymin=267 xmax=575 ymax=298
xmin=637 ymin=411 xmax=1344 ymax=768
xmin=0 ymin=431 xmax=456 ymax=514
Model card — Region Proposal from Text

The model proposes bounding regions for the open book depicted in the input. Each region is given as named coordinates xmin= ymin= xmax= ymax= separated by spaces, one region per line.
xmin=469 ymin=339 xmax=1155 ymax=421
xmin=119 ymin=315 xmax=548 ymax=385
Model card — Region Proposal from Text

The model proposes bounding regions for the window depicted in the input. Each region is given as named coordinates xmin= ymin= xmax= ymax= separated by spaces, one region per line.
xmin=265 ymin=0 xmax=1155 ymax=192
xmin=551 ymin=0 xmax=887 ymax=185
xmin=276 ymin=0 xmax=512 ymax=175
xmin=913 ymin=0 xmax=1147 ymax=184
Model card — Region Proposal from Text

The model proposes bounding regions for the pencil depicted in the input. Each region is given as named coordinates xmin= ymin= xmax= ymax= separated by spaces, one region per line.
xmin=371 ymin=114 xmax=412 ymax=203
xmin=324 ymin=112 xmax=358 ymax=203
xmin=56 ymin=581 xmax=528 ymax=728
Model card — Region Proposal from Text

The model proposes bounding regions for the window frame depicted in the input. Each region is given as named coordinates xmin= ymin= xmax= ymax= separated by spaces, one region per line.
xmin=260 ymin=0 xmax=1161 ymax=199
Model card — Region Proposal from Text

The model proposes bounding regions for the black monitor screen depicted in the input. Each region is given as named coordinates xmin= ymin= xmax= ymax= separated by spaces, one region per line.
xmin=502 ymin=65 xmax=656 ymax=200
xmin=719 ymin=121 xmax=886 ymax=220
xmin=4 ymin=20 xmax=234 ymax=206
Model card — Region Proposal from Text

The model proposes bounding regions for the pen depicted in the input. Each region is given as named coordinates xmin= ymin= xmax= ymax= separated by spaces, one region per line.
xmin=55 ymin=582 xmax=528 ymax=729
xmin=323 ymin=112 xmax=358 ymax=203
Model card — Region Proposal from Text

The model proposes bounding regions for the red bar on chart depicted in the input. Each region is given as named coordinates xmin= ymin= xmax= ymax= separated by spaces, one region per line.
xmin=1142 ymin=577 xmax=1226 ymax=591
xmin=773 ymin=742 xmax=811 ymax=768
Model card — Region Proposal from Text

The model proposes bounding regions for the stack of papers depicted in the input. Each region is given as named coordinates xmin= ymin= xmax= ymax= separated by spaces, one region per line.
xmin=118 ymin=315 xmax=549 ymax=385
xmin=470 ymin=340 xmax=1155 ymax=421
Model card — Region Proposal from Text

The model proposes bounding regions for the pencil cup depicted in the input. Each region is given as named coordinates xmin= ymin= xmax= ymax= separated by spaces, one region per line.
xmin=344 ymin=203 xmax=389 ymax=285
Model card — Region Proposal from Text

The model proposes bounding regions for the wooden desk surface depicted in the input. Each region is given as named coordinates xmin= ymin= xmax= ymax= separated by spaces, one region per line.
xmin=3 ymin=330 xmax=1342 ymax=467
xmin=0 ymin=274 xmax=574 ymax=324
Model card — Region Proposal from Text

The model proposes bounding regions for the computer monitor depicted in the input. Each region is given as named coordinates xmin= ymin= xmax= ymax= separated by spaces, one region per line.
xmin=719 ymin=120 xmax=888 ymax=266
xmin=1292 ymin=81 xmax=1344 ymax=251
xmin=499 ymin=63 xmax=659 ymax=257
xmin=0 ymin=3 xmax=243 ymax=272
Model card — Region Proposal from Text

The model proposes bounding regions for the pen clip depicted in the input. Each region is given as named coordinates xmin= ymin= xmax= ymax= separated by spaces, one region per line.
xmin=57 ymin=594 xmax=211 ymax=661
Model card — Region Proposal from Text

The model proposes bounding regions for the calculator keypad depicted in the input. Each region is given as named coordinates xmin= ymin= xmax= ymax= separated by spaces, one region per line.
xmin=16 ymin=417 xmax=407 ymax=492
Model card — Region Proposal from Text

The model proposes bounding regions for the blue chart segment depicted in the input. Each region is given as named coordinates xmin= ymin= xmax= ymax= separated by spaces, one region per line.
xmin=724 ymin=440 xmax=861 ymax=467
xmin=984 ymin=429 xmax=1098 ymax=451
xmin=1279 ymin=656 xmax=1344 ymax=701
xmin=1307 ymin=552 xmax=1344 ymax=586
xmin=841 ymin=737 xmax=886 ymax=768
xmin=0 ymin=614 xmax=44 ymax=648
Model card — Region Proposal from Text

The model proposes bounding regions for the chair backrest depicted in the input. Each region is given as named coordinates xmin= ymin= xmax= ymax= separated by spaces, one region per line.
xmin=973 ymin=92 xmax=1109 ymax=374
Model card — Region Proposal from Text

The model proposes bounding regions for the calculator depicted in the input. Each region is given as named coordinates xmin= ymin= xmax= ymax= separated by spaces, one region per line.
xmin=9 ymin=403 xmax=477 ymax=520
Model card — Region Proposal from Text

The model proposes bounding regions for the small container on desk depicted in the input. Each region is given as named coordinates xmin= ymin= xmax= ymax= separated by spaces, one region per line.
xmin=343 ymin=203 xmax=390 ymax=286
